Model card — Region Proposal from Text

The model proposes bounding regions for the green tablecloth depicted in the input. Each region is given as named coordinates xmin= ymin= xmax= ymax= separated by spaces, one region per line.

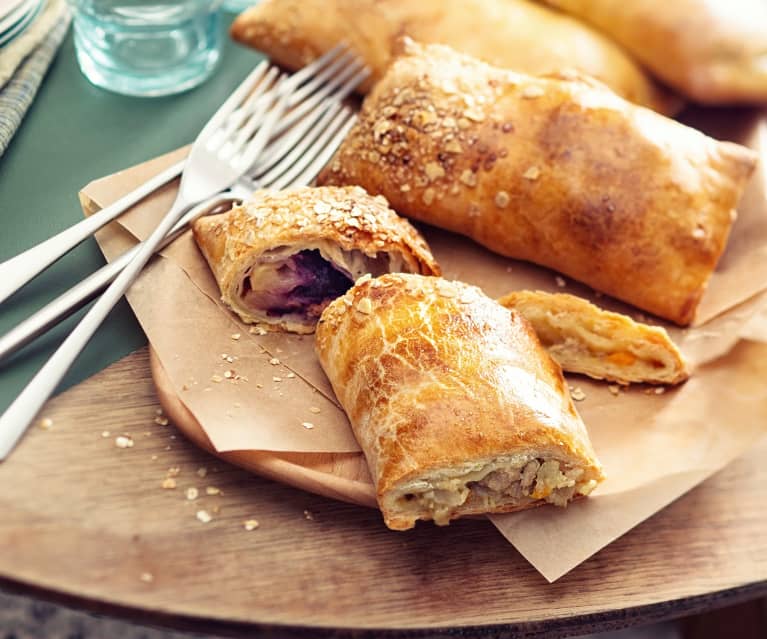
xmin=0 ymin=14 xmax=262 ymax=413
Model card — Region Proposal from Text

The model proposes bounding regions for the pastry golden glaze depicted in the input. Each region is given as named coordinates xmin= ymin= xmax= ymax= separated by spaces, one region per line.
xmin=230 ymin=0 xmax=679 ymax=114
xmin=498 ymin=291 xmax=689 ymax=385
xmin=193 ymin=186 xmax=439 ymax=334
xmin=315 ymin=273 xmax=605 ymax=530
xmin=318 ymin=42 xmax=758 ymax=326
xmin=542 ymin=0 xmax=767 ymax=104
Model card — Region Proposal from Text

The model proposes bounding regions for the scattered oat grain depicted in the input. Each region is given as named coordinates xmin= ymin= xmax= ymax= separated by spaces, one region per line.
xmin=161 ymin=478 xmax=177 ymax=489
xmin=115 ymin=435 xmax=134 ymax=449
xmin=244 ymin=519 xmax=260 ymax=531
xmin=522 ymin=85 xmax=544 ymax=99
xmin=494 ymin=191 xmax=510 ymax=208
xmin=205 ymin=486 xmax=221 ymax=495
xmin=38 ymin=417 xmax=53 ymax=430
xmin=356 ymin=297 xmax=373 ymax=314
xmin=523 ymin=166 xmax=540 ymax=181
xmin=211 ymin=374 xmax=223 ymax=383
xmin=186 ymin=487 xmax=199 ymax=501
xmin=309 ymin=407 xmax=321 ymax=414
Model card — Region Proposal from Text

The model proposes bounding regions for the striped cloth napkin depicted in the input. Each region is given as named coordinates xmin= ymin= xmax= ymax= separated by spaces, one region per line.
xmin=0 ymin=0 xmax=70 ymax=157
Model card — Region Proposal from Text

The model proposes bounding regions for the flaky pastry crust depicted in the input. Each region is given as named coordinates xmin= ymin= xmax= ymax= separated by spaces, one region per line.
xmin=315 ymin=273 xmax=604 ymax=530
xmin=498 ymin=291 xmax=689 ymax=385
xmin=230 ymin=0 xmax=678 ymax=113
xmin=543 ymin=0 xmax=767 ymax=104
xmin=318 ymin=42 xmax=758 ymax=326
xmin=193 ymin=186 xmax=439 ymax=333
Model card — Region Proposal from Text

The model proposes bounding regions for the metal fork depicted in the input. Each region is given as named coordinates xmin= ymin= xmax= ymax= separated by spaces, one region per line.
xmin=0 ymin=44 xmax=367 ymax=306
xmin=0 ymin=104 xmax=357 ymax=363
xmin=0 ymin=57 xmax=361 ymax=460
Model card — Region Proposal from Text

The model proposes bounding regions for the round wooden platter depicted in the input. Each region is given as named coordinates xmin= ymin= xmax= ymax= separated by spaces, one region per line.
xmin=2 ymin=347 xmax=767 ymax=639
xmin=150 ymin=348 xmax=377 ymax=509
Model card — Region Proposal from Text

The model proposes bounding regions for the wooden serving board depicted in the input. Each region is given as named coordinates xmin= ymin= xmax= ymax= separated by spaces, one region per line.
xmin=150 ymin=347 xmax=377 ymax=509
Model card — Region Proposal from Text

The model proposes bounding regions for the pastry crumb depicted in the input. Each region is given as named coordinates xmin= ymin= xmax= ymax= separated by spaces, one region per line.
xmin=186 ymin=487 xmax=199 ymax=501
xmin=161 ymin=478 xmax=177 ymax=489
xmin=570 ymin=387 xmax=586 ymax=401
xmin=301 ymin=422 xmax=315 ymax=430
xmin=205 ymin=486 xmax=221 ymax=495
xmin=309 ymin=407 xmax=321 ymax=414
xmin=231 ymin=333 xmax=241 ymax=340
xmin=211 ymin=374 xmax=223 ymax=383
xmin=38 ymin=417 xmax=54 ymax=430
xmin=140 ymin=572 xmax=154 ymax=583
xmin=244 ymin=519 xmax=260 ymax=531
xmin=249 ymin=326 xmax=268 ymax=336
xmin=303 ymin=510 xmax=314 ymax=520
xmin=555 ymin=276 xmax=567 ymax=288
xmin=269 ymin=357 xmax=280 ymax=365
xmin=101 ymin=430 xmax=111 ymax=438
xmin=608 ymin=385 xmax=621 ymax=396
xmin=154 ymin=415 xmax=169 ymax=426
xmin=196 ymin=510 xmax=212 ymax=524
xmin=273 ymin=376 xmax=282 ymax=383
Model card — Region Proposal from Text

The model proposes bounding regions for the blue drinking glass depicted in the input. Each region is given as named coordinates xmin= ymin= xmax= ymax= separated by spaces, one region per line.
xmin=67 ymin=0 xmax=224 ymax=97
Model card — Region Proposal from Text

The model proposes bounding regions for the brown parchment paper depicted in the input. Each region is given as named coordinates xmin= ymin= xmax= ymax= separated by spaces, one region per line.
xmin=80 ymin=111 xmax=767 ymax=581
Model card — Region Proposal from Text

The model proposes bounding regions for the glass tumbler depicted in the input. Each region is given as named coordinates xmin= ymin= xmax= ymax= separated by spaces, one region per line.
xmin=222 ymin=0 xmax=257 ymax=12
xmin=67 ymin=0 xmax=223 ymax=97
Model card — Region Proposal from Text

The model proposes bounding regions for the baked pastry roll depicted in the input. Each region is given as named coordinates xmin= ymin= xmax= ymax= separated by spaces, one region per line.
xmin=318 ymin=42 xmax=758 ymax=326
xmin=230 ymin=0 xmax=678 ymax=114
xmin=315 ymin=273 xmax=605 ymax=530
xmin=192 ymin=186 xmax=439 ymax=334
xmin=498 ymin=291 xmax=689 ymax=385
xmin=542 ymin=0 xmax=767 ymax=104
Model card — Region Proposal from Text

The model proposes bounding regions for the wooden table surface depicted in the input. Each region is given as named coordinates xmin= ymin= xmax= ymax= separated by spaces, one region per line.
xmin=1 ymin=347 xmax=765 ymax=639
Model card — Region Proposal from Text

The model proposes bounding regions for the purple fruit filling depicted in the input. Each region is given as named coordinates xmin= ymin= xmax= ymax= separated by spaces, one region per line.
xmin=242 ymin=249 xmax=353 ymax=318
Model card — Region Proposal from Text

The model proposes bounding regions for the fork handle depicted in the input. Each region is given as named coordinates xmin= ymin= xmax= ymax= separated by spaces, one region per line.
xmin=0 ymin=159 xmax=185 ymax=306
xmin=0 ymin=194 xmax=241 ymax=364
xmin=0 ymin=194 xmax=192 ymax=460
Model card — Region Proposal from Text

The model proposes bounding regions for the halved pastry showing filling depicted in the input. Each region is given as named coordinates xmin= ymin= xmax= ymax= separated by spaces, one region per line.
xmin=315 ymin=273 xmax=605 ymax=530
xmin=498 ymin=290 xmax=689 ymax=385
xmin=193 ymin=186 xmax=440 ymax=334
xmin=392 ymin=454 xmax=599 ymax=527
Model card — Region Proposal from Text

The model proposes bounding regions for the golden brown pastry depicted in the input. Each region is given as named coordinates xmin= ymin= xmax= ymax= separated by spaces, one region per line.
xmin=315 ymin=273 xmax=605 ymax=530
xmin=230 ymin=0 xmax=678 ymax=114
xmin=498 ymin=291 xmax=689 ymax=385
xmin=192 ymin=186 xmax=439 ymax=333
xmin=319 ymin=42 xmax=758 ymax=326
xmin=542 ymin=0 xmax=767 ymax=104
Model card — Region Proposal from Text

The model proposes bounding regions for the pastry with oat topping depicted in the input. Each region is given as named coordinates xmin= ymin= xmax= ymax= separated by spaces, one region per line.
xmin=498 ymin=290 xmax=689 ymax=385
xmin=315 ymin=273 xmax=604 ymax=531
xmin=318 ymin=41 xmax=757 ymax=326
xmin=192 ymin=186 xmax=439 ymax=334
xmin=230 ymin=0 xmax=678 ymax=113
